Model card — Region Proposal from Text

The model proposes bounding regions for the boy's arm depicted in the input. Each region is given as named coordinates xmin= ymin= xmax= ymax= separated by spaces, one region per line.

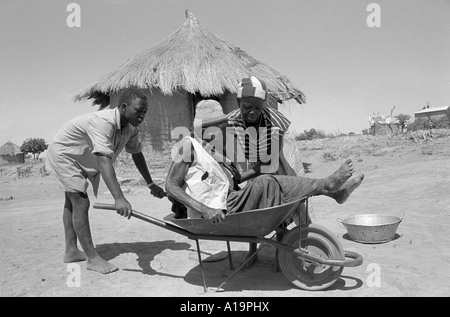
xmin=131 ymin=152 xmax=166 ymax=198
xmin=97 ymin=154 xmax=132 ymax=219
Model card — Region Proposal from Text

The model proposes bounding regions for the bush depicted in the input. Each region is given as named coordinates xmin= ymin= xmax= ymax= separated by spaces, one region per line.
xmin=20 ymin=138 xmax=48 ymax=160
xmin=408 ymin=117 xmax=450 ymax=131
xmin=16 ymin=165 xmax=33 ymax=179
xmin=295 ymin=128 xmax=327 ymax=141
xmin=436 ymin=116 xmax=450 ymax=129
xmin=397 ymin=113 xmax=411 ymax=132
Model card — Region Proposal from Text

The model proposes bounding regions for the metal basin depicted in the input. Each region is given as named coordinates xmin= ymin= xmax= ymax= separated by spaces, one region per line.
xmin=338 ymin=214 xmax=403 ymax=244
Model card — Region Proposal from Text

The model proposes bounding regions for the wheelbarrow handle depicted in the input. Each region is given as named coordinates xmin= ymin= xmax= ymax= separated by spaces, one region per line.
xmin=93 ymin=202 xmax=172 ymax=230
xmin=93 ymin=203 xmax=116 ymax=211
xmin=92 ymin=202 xmax=207 ymax=240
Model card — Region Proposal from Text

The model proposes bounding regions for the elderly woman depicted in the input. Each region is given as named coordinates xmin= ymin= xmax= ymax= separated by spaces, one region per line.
xmin=165 ymin=100 xmax=364 ymax=265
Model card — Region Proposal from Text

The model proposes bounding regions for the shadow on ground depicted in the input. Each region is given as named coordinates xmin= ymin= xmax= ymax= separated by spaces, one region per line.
xmin=94 ymin=240 xmax=364 ymax=293
xmin=183 ymin=247 xmax=364 ymax=293
xmin=96 ymin=240 xmax=191 ymax=277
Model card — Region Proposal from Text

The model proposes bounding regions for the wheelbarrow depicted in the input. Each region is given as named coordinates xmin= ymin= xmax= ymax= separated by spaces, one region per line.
xmin=93 ymin=196 xmax=363 ymax=292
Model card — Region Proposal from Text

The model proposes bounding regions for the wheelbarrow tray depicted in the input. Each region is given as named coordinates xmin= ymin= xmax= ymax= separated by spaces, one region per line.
xmin=163 ymin=198 xmax=302 ymax=237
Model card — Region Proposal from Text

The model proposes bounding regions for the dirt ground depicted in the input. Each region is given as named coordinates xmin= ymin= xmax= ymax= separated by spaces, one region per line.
xmin=1 ymin=131 xmax=450 ymax=297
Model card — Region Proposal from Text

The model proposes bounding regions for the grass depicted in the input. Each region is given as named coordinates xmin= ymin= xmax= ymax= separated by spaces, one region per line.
xmin=295 ymin=129 xmax=450 ymax=165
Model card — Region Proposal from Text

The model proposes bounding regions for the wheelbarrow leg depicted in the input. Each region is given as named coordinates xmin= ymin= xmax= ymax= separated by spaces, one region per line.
xmin=194 ymin=239 xmax=208 ymax=293
xmin=226 ymin=241 xmax=234 ymax=270
xmin=214 ymin=243 xmax=266 ymax=292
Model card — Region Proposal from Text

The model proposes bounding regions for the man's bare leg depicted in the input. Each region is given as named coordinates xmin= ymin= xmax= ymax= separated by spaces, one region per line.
xmin=63 ymin=193 xmax=87 ymax=263
xmin=67 ymin=192 xmax=118 ymax=274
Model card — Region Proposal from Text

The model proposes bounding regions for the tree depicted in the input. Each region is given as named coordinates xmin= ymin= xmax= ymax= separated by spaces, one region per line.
xmin=396 ymin=113 xmax=411 ymax=132
xmin=20 ymin=138 xmax=48 ymax=160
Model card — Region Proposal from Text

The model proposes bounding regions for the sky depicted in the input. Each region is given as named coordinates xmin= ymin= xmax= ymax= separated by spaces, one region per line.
xmin=1 ymin=0 xmax=449 ymax=147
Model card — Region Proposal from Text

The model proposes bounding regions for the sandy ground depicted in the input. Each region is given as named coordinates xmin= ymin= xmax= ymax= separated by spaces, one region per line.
xmin=1 ymin=133 xmax=450 ymax=297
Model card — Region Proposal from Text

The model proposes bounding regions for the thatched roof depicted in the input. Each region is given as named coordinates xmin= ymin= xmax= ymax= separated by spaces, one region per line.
xmin=74 ymin=10 xmax=306 ymax=108
xmin=0 ymin=141 xmax=22 ymax=156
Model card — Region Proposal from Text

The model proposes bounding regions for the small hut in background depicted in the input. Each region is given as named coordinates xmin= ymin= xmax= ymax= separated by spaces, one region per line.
xmin=74 ymin=10 xmax=305 ymax=152
xmin=368 ymin=115 xmax=400 ymax=135
xmin=0 ymin=141 xmax=25 ymax=164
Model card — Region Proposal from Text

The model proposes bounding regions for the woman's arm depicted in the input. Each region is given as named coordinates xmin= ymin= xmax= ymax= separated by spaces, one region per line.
xmin=165 ymin=139 xmax=225 ymax=224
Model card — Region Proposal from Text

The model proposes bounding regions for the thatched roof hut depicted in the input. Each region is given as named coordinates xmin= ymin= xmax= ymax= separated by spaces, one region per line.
xmin=74 ymin=10 xmax=305 ymax=151
xmin=0 ymin=141 xmax=24 ymax=164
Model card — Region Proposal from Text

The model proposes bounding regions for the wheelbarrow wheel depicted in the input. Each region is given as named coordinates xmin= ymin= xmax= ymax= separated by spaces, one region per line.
xmin=277 ymin=224 xmax=345 ymax=291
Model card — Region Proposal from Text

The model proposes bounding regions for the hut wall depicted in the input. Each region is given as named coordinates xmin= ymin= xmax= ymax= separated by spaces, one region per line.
xmin=370 ymin=123 xmax=400 ymax=135
xmin=220 ymin=91 xmax=239 ymax=114
xmin=0 ymin=153 xmax=25 ymax=164
xmin=110 ymin=89 xmax=194 ymax=152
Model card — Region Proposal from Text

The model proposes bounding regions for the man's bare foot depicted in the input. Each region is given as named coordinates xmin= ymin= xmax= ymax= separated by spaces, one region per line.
xmin=86 ymin=255 xmax=118 ymax=274
xmin=332 ymin=172 xmax=364 ymax=204
xmin=324 ymin=159 xmax=354 ymax=192
xmin=64 ymin=249 xmax=87 ymax=263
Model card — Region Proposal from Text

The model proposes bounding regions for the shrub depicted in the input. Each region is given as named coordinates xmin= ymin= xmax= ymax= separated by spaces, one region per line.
xmin=323 ymin=152 xmax=337 ymax=162
xmin=294 ymin=128 xmax=327 ymax=141
xmin=436 ymin=116 xmax=450 ymax=129
xmin=408 ymin=117 xmax=450 ymax=131
xmin=20 ymin=138 xmax=48 ymax=160
xmin=397 ymin=113 xmax=411 ymax=132
xmin=16 ymin=165 xmax=33 ymax=178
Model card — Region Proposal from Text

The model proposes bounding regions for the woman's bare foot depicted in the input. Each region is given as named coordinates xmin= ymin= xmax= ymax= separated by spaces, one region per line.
xmin=332 ymin=172 xmax=365 ymax=204
xmin=324 ymin=159 xmax=354 ymax=192
xmin=64 ymin=249 xmax=87 ymax=263
xmin=86 ymin=255 xmax=119 ymax=274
